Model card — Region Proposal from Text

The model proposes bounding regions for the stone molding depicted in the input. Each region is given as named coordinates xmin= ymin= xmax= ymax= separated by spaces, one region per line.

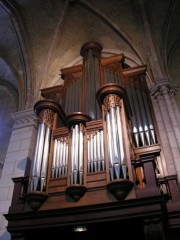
xmin=150 ymin=79 xmax=178 ymax=99
xmin=11 ymin=109 xmax=37 ymax=129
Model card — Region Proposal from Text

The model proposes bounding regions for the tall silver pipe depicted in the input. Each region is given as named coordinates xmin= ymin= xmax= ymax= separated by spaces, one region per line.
xmin=106 ymin=112 xmax=114 ymax=167
xmin=106 ymin=112 xmax=114 ymax=180
xmin=110 ymin=107 xmax=119 ymax=163
xmin=30 ymin=123 xmax=42 ymax=190
xmin=87 ymin=138 xmax=91 ymax=173
xmin=71 ymin=126 xmax=77 ymax=184
xmin=79 ymin=128 xmax=84 ymax=184
xmin=32 ymin=123 xmax=43 ymax=176
xmin=116 ymin=106 xmax=125 ymax=164
xmin=40 ymin=127 xmax=51 ymax=191
xmin=93 ymin=133 xmax=98 ymax=172
xmin=71 ymin=127 xmax=75 ymax=173
xmin=90 ymin=133 xmax=94 ymax=172
xmin=136 ymin=88 xmax=151 ymax=145
xmin=131 ymin=87 xmax=145 ymax=146
xmin=32 ymin=123 xmax=45 ymax=177
xmin=56 ymin=139 xmax=61 ymax=178
xmin=142 ymin=91 xmax=156 ymax=144
xmin=58 ymin=141 xmax=64 ymax=177
xmin=31 ymin=123 xmax=45 ymax=191
xmin=79 ymin=127 xmax=84 ymax=171
xmin=74 ymin=124 xmax=79 ymax=170
xmin=62 ymin=140 xmax=66 ymax=177
xmin=97 ymin=131 xmax=101 ymax=171
xmin=100 ymin=130 xmax=105 ymax=170
xmin=65 ymin=142 xmax=68 ymax=177
xmin=52 ymin=138 xmax=58 ymax=178
xmin=116 ymin=106 xmax=127 ymax=179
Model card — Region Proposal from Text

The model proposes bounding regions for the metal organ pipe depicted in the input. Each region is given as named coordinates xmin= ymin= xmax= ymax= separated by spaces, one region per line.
xmin=56 ymin=140 xmax=61 ymax=177
xmin=105 ymin=103 xmax=126 ymax=180
xmin=65 ymin=112 xmax=91 ymax=187
xmin=93 ymin=133 xmax=97 ymax=172
xmin=70 ymin=123 xmax=85 ymax=185
xmin=52 ymin=137 xmax=69 ymax=179
xmin=136 ymin=88 xmax=151 ymax=145
xmin=79 ymin=125 xmax=84 ymax=184
xmin=131 ymin=87 xmax=145 ymax=146
xmin=142 ymin=91 xmax=156 ymax=144
xmin=104 ymin=93 xmax=126 ymax=181
xmin=52 ymin=138 xmax=57 ymax=178
xmin=106 ymin=112 xmax=114 ymax=179
xmin=116 ymin=106 xmax=125 ymax=164
xmin=100 ymin=130 xmax=105 ymax=170
xmin=40 ymin=126 xmax=51 ymax=191
xmin=31 ymin=123 xmax=45 ymax=191
xmin=96 ymin=84 xmax=132 ymax=184
xmin=126 ymin=80 xmax=157 ymax=147
xmin=30 ymin=107 xmax=55 ymax=192
xmin=96 ymin=131 xmax=101 ymax=171
xmin=87 ymin=130 xmax=105 ymax=173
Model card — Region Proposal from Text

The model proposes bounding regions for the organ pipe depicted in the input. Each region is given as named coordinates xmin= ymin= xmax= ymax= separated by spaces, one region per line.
xmin=126 ymin=80 xmax=157 ymax=147
xmin=52 ymin=137 xmax=69 ymax=178
xmin=66 ymin=112 xmax=91 ymax=186
xmin=100 ymin=130 xmax=105 ymax=170
xmin=142 ymin=91 xmax=156 ymax=144
xmin=52 ymin=138 xmax=57 ymax=178
xmin=30 ymin=100 xmax=58 ymax=192
xmin=31 ymin=123 xmax=45 ymax=191
xmin=96 ymin=84 xmax=131 ymax=182
xmin=79 ymin=125 xmax=84 ymax=184
xmin=40 ymin=127 xmax=51 ymax=191
xmin=87 ymin=130 xmax=105 ymax=173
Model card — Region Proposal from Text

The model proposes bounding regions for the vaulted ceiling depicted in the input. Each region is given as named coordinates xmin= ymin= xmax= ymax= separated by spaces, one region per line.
xmin=0 ymin=0 xmax=180 ymax=109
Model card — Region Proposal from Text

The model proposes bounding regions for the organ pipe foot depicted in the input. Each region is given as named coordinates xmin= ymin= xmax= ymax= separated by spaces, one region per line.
xmin=66 ymin=185 xmax=87 ymax=202
xmin=106 ymin=179 xmax=133 ymax=200
xmin=26 ymin=191 xmax=48 ymax=211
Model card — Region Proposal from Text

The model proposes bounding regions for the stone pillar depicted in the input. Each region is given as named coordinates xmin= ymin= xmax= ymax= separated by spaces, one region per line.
xmin=0 ymin=109 xmax=37 ymax=239
xmin=151 ymin=79 xmax=180 ymax=183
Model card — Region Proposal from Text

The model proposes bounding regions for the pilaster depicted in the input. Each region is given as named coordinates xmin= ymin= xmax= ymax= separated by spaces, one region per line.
xmin=151 ymin=79 xmax=180 ymax=184
xmin=0 ymin=109 xmax=37 ymax=239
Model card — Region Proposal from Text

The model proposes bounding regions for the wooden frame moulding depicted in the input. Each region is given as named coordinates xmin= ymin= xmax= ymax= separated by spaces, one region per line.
xmin=100 ymin=54 xmax=124 ymax=86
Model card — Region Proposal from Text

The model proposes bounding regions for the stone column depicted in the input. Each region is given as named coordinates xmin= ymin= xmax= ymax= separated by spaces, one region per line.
xmin=151 ymin=79 xmax=180 ymax=183
xmin=0 ymin=109 xmax=37 ymax=239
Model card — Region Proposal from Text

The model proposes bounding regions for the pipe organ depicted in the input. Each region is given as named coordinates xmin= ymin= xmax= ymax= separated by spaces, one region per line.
xmin=6 ymin=42 xmax=180 ymax=240
xmin=28 ymin=42 xmax=161 ymax=205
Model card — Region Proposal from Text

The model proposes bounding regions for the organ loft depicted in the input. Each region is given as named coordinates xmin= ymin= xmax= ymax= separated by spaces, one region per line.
xmin=4 ymin=42 xmax=180 ymax=240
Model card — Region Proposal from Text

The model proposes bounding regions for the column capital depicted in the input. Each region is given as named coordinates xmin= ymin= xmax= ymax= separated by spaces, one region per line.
xmin=150 ymin=78 xmax=178 ymax=98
